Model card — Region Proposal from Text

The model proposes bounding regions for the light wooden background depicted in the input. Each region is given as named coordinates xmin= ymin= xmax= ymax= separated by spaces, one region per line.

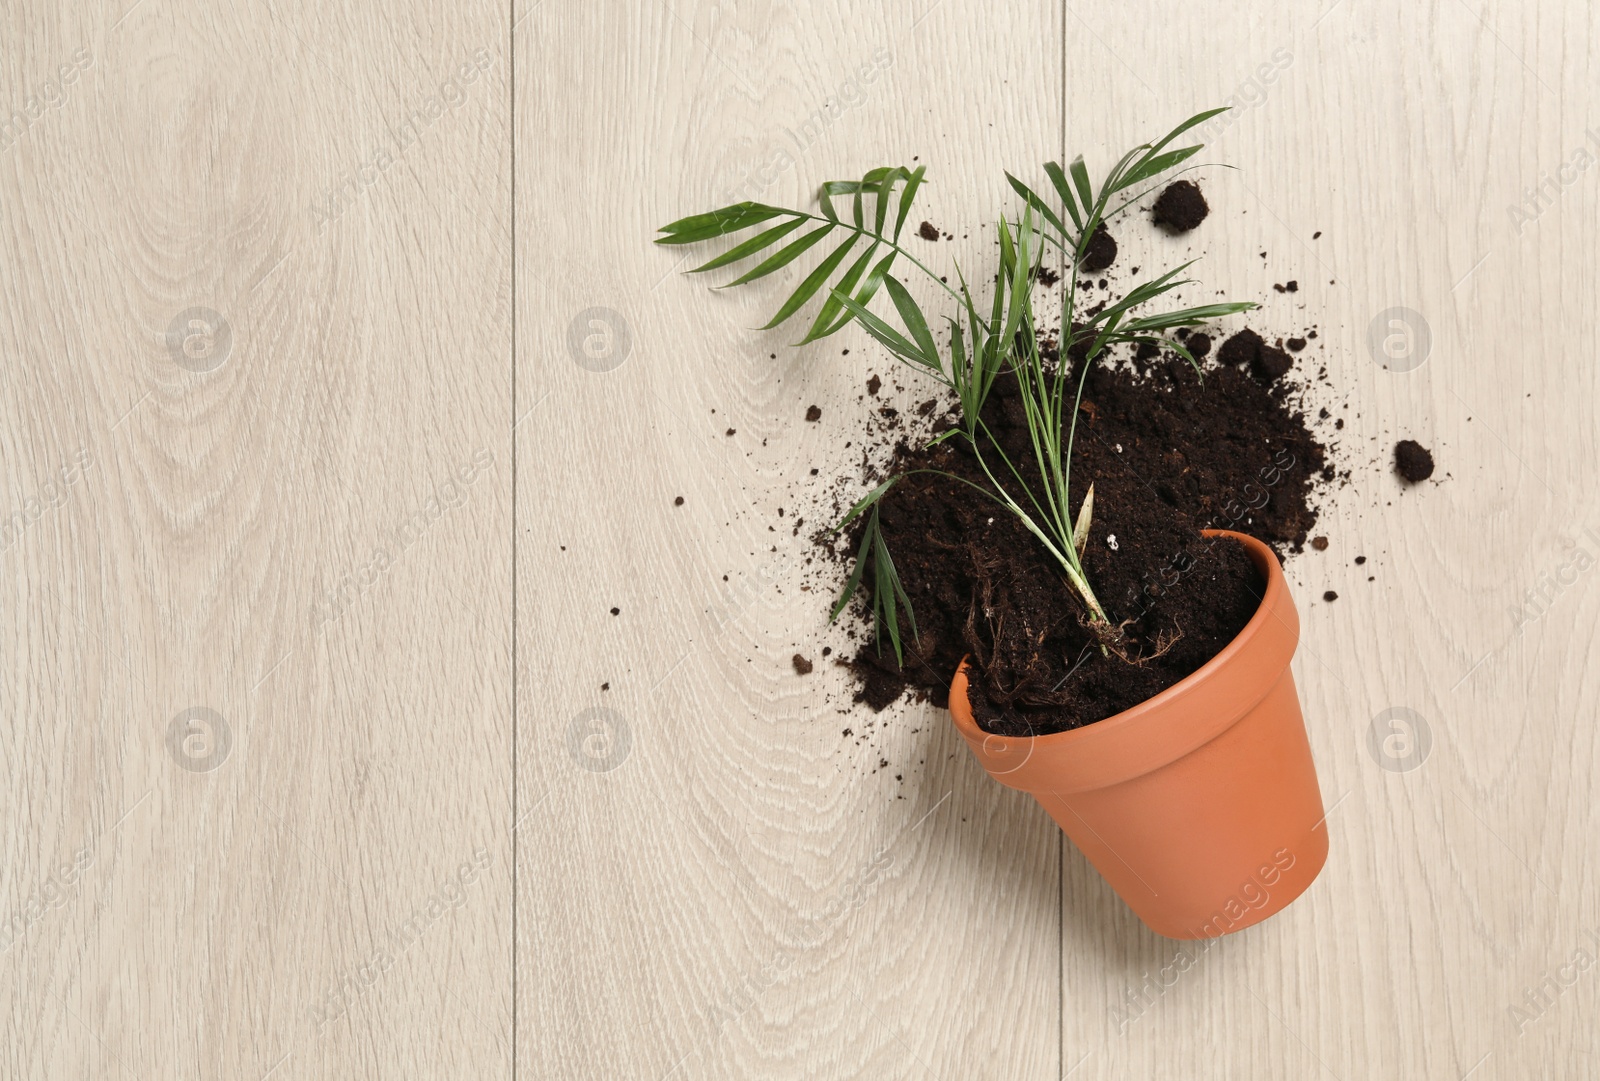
xmin=3 ymin=1 xmax=1596 ymax=1078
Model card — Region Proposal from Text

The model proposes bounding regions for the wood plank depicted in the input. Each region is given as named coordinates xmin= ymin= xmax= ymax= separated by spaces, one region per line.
xmin=1058 ymin=3 xmax=1599 ymax=1079
xmin=516 ymin=2 xmax=1064 ymax=1077
xmin=0 ymin=3 xmax=512 ymax=1077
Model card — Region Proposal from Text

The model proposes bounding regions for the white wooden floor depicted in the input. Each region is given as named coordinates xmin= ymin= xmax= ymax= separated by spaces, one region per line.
xmin=3 ymin=2 xmax=1597 ymax=1078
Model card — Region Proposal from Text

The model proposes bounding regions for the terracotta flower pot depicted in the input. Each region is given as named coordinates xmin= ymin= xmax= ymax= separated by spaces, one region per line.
xmin=948 ymin=529 xmax=1327 ymax=939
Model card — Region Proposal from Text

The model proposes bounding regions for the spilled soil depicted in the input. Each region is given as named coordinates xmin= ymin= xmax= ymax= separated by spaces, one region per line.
xmin=834 ymin=331 xmax=1333 ymax=737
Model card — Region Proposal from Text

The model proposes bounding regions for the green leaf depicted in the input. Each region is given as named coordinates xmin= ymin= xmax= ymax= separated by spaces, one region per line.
xmin=1068 ymin=157 xmax=1094 ymax=220
xmin=819 ymin=182 xmax=844 ymax=222
xmin=947 ymin=315 xmax=967 ymax=383
xmin=874 ymin=531 xmax=897 ymax=657
xmin=883 ymin=275 xmax=939 ymax=366
xmin=1117 ymin=145 xmax=1202 ymax=189
xmin=872 ymin=173 xmax=892 ymax=236
xmin=832 ymin=515 xmax=873 ymax=621
xmin=1044 ymin=161 xmax=1083 ymax=230
xmin=833 ymin=477 xmax=899 ymax=533
xmin=996 ymin=213 xmax=1034 ymax=361
xmin=1122 ymin=301 xmax=1256 ymax=332
xmin=1146 ymin=108 xmax=1227 ymax=156
xmin=892 ymin=166 xmax=926 ymax=242
xmin=998 ymin=216 xmax=1017 ymax=281
xmin=873 ymin=523 xmax=915 ymax=662
xmin=723 ymin=223 xmax=834 ymax=286
xmin=987 ymin=240 xmax=1006 ymax=348
xmin=689 ymin=217 xmax=806 ymax=273
xmin=656 ymin=203 xmax=785 ymax=244
xmin=800 ymin=241 xmax=880 ymax=343
xmin=764 ymin=232 xmax=861 ymax=329
xmin=819 ymin=250 xmax=898 ymax=337
xmin=1005 ymin=171 xmax=1068 ymax=238
xmin=1166 ymin=338 xmax=1203 ymax=378
xmin=832 ymin=501 xmax=920 ymax=665
xmin=1084 ymin=261 xmax=1197 ymax=327
xmin=831 ymin=288 xmax=937 ymax=369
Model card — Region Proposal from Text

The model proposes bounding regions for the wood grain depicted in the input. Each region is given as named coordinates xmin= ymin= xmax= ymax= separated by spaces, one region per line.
xmin=516 ymin=2 xmax=1066 ymax=1078
xmin=1050 ymin=4 xmax=1599 ymax=1079
xmin=1 ymin=2 xmax=512 ymax=1077
xmin=4 ymin=0 xmax=1597 ymax=1078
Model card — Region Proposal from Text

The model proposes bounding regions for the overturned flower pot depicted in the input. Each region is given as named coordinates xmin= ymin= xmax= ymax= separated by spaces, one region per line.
xmin=948 ymin=530 xmax=1328 ymax=939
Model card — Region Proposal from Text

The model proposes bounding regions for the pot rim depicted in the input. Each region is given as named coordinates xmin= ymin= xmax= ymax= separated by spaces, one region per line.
xmin=949 ymin=529 xmax=1299 ymax=792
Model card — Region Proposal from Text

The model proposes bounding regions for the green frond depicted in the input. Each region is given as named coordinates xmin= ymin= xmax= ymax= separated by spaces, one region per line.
xmin=657 ymin=167 xmax=939 ymax=340
xmin=658 ymin=109 xmax=1255 ymax=643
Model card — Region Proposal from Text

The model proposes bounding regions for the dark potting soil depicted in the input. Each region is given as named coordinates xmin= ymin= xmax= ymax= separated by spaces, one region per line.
xmin=1394 ymin=439 xmax=1434 ymax=482
xmin=1216 ymin=328 xmax=1293 ymax=384
xmin=1151 ymin=180 xmax=1209 ymax=232
xmin=1079 ymin=223 xmax=1117 ymax=272
xmin=841 ymin=344 xmax=1329 ymax=736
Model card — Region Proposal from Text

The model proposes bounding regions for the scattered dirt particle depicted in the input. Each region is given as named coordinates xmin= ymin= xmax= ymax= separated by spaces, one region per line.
xmin=674 ymin=496 xmax=685 ymax=506
xmin=1187 ymin=333 xmax=1212 ymax=360
xmin=1252 ymin=344 xmax=1293 ymax=383
xmin=918 ymin=220 xmax=941 ymax=241
xmin=1287 ymin=337 xmax=1307 ymax=352
xmin=725 ymin=428 xmax=736 ymax=436
xmin=793 ymin=653 xmax=814 ymax=675
xmin=601 ymin=682 xmax=610 ymax=691
xmin=1394 ymin=439 xmax=1435 ymax=483
xmin=1079 ymin=222 xmax=1117 ymax=272
xmin=867 ymin=374 xmax=882 ymax=396
xmin=1323 ymin=590 xmax=1338 ymax=602
xmin=609 ymin=607 xmax=620 ymax=616
xmin=1310 ymin=536 xmax=1328 ymax=551
xmin=1355 ymin=555 xmax=1367 ymax=565
xmin=805 ymin=405 xmax=822 ymax=422
xmin=1151 ymin=180 xmax=1209 ymax=232
xmin=1217 ymin=328 xmax=1264 ymax=368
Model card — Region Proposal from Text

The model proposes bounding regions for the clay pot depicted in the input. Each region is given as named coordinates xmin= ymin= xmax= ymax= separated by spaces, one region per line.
xmin=948 ymin=530 xmax=1327 ymax=939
